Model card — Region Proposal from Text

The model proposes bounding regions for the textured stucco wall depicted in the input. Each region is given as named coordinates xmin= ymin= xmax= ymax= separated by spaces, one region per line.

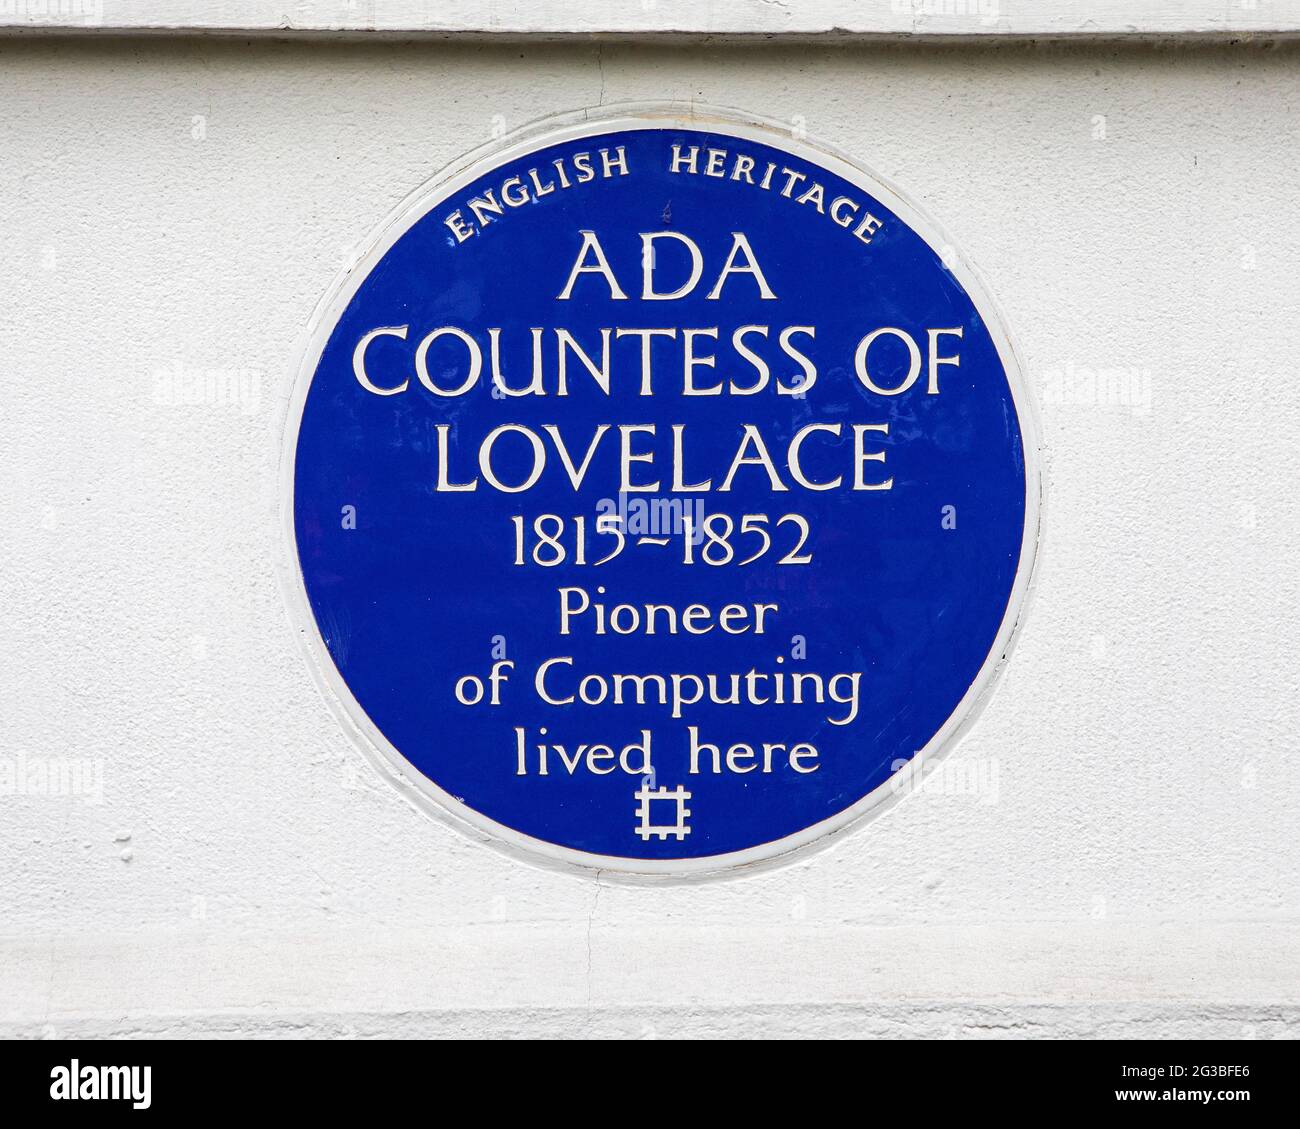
xmin=1 ymin=35 xmax=1297 ymax=1039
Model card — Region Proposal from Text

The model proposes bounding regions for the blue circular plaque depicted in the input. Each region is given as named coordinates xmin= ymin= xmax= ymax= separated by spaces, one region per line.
xmin=283 ymin=106 xmax=1040 ymax=877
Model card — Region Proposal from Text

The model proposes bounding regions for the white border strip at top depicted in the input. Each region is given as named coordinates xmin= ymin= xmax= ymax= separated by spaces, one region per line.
xmin=4 ymin=1 xmax=1300 ymax=39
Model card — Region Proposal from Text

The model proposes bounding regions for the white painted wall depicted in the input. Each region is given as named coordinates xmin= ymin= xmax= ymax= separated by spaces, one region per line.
xmin=5 ymin=0 xmax=1300 ymax=38
xmin=1 ymin=33 xmax=1297 ymax=1038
